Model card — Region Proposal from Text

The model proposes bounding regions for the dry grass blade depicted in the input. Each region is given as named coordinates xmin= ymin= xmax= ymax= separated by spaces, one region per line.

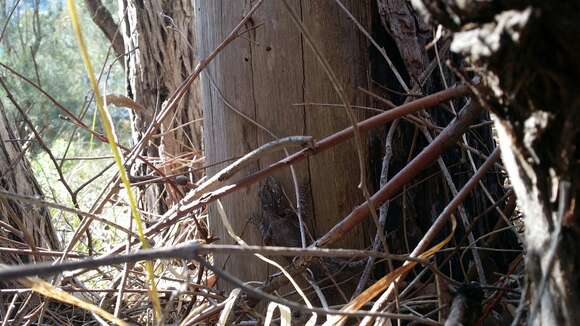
xmin=265 ymin=302 xmax=292 ymax=326
xmin=215 ymin=200 xmax=318 ymax=325
xmin=22 ymin=278 xmax=128 ymax=326
xmin=217 ymin=288 xmax=241 ymax=326
xmin=325 ymin=215 xmax=456 ymax=326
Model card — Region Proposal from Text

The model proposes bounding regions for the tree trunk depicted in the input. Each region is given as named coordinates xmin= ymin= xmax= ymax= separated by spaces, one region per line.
xmin=119 ymin=0 xmax=202 ymax=217
xmin=373 ymin=0 xmax=510 ymax=280
xmin=0 ymin=102 xmax=60 ymax=319
xmin=411 ymin=1 xmax=580 ymax=324
xmin=195 ymin=1 xmax=371 ymax=289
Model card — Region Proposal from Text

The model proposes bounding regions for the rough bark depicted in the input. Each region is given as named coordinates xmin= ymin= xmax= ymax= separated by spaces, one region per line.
xmin=0 ymin=102 xmax=60 ymax=318
xmin=195 ymin=1 xmax=371 ymax=289
xmin=412 ymin=1 xmax=580 ymax=324
xmin=119 ymin=0 xmax=202 ymax=217
xmin=372 ymin=0 xmax=509 ymax=284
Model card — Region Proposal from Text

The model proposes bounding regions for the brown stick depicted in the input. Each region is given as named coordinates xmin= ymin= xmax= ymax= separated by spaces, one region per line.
xmin=360 ymin=147 xmax=500 ymax=324
xmin=0 ymin=242 xmax=422 ymax=281
xmin=101 ymin=85 xmax=470 ymax=257
xmin=410 ymin=147 xmax=500 ymax=257
xmin=258 ymin=103 xmax=496 ymax=302
xmin=315 ymin=101 xmax=483 ymax=248
xmin=166 ymin=85 xmax=469 ymax=220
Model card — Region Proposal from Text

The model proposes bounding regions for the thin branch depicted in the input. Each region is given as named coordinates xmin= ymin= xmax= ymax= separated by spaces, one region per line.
xmin=0 ymin=244 xmax=437 ymax=324
xmin=158 ymin=85 xmax=470 ymax=227
xmin=353 ymin=118 xmax=399 ymax=298
xmin=361 ymin=147 xmax=501 ymax=324
xmin=0 ymin=0 xmax=22 ymax=43
xmin=315 ymin=101 xmax=483 ymax=248
xmin=126 ymin=0 xmax=266 ymax=168
xmin=193 ymin=136 xmax=313 ymax=200
xmin=280 ymin=0 xmax=390 ymax=255
xmin=0 ymin=242 xmax=425 ymax=280
xmin=83 ymin=0 xmax=124 ymax=58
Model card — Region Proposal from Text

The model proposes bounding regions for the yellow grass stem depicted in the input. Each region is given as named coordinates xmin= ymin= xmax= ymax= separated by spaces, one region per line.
xmin=65 ymin=0 xmax=162 ymax=321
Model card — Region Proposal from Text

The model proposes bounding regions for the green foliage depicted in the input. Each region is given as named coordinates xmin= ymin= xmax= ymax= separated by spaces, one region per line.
xmin=0 ymin=0 xmax=128 ymax=144
xmin=30 ymin=138 xmax=128 ymax=250
xmin=1 ymin=0 xmax=131 ymax=252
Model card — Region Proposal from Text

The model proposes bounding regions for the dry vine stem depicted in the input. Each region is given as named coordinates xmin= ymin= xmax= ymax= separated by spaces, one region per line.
xmin=193 ymin=136 xmax=313 ymax=199
xmin=359 ymin=147 xmax=501 ymax=325
xmin=0 ymin=243 xmax=422 ymax=280
xmin=152 ymin=85 xmax=470 ymax=230
xmin=314 ymin=101 xmax=483 ymax=248
xmin=258 ymin=98 xmax=485 ymax=301
xmin=98 ymin=85 xmax=469 ymax=260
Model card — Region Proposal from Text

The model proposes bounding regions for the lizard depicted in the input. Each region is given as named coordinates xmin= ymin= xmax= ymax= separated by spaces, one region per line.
xmin=256 ymin=176 xmax=303 ymax=248
xmin=255 ymin=177 xmax=365 ymax=279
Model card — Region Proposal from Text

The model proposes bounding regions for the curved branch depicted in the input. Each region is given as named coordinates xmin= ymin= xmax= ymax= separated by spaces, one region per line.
xmin=84 ymin=0 xmax=124 ymax=58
